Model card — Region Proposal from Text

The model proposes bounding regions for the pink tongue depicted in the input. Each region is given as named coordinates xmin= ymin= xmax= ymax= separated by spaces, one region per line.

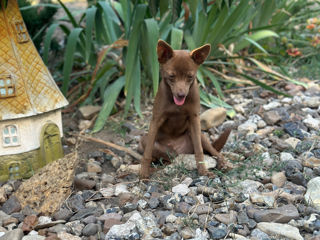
xmin=173 ymin=96 xmax=185 ymax=106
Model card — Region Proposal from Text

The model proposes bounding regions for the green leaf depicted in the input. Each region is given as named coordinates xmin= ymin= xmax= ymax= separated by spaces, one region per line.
xmin=43 ymin=23 xmax=60 ymax=64
xmin=148 ymin=0 xmax=159 ymax=17
xmin=61 ymin=28 xmax=83 ymax=95
xmin=171 ymin=0 xmax=182 ymax=23
xmin=85 ymin=6 xmax=97 ymax=63
xmin=202 ymin=68 xmax=224 ymax=99
xmin=98 ymin=1 xmax=119 ymax=43
xmin=144 ymin=18 xmax=160 ymax=95
xmin=170 ymin=27 xmax=183 ymax=50
xmin=92 ymin=76 xmax=125 ymax=133
xmin=124 ymin=4 xmax=147 ymax=116
xmin=236 ymin=72 xmax=291 ymax=97
xmin=234 ymin=30 xmax=278 ymax=52
xmin=159 ymin=0 xmax=169 ymax=17
xmin=57 ymin=0 xmax=79 ymax=28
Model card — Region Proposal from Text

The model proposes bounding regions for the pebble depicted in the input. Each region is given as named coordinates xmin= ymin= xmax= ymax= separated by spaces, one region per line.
xmin=172 ymin=184 xmax=190 ymax=196
xmin=253 ymin=204 xmax=299 ymax=223
xmin=271 ymin=171 xmax=286 ymax=187
xmin=257 ymin=222 xmax=303 ymax=240
xmin=305 ymin=177 xmax=320 ymax=211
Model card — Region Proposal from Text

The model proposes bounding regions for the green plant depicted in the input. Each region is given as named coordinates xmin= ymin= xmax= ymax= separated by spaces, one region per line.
xmin=41 ymin=0 xmax=312 ymax=132
xmin=18 ymin=0 xmax=58 ymax=50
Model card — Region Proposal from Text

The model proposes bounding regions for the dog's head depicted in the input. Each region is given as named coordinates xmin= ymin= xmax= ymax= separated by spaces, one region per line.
xmin=157 ymin=40 xmax=211 ymax=106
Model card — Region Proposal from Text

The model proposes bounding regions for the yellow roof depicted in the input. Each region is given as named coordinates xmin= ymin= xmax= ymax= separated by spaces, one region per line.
xmin=0 ymin=0 xmax=68 ymax=121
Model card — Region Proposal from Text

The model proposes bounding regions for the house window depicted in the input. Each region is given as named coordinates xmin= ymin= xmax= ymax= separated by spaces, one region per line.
xmin=2 ymin=125 xmax=20 ymax=147
xmin=0 ymin=75 xmax=15 ymax=98
xmin=8 ymin=163 xmax=20 ymax=179
xmin=13 ymin=20 xmax=29 ymax=43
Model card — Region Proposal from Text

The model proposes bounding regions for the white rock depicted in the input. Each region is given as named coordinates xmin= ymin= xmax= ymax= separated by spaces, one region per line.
xmin=166 ymin=214 xmax=177 ymax=223
xmin=181 ymin=177 xmax=193 ymax=187
xmin=257 ymin=120 xmax=267 ymax=128
xmin=303 ymin=96 xmax=320 ymax=108
xmin=105 ymin=221 xmax=136 ymax=239
xmin=280 ymin=152 xmax=294 ymax=162
xmin=285 ymin=137 xmax=301 ymax=149
xmin=303 ymin=115 xmax=320 ymax=130
xmin=239 ymin=180 xmax=263 ymax=195
xmin=257 ymin=222 xmax=303 ymax=240
xmin=263 ymin=101 xmax=281 ymax=111
xmin=100 ymin=187 xmax=114 ymax=197
xmin=262 ymin=152 xmax=273 ymax=167
xmin=172 ymin=184 xmax=190 ymax=196
xmin=192 ymin=228 xmax=209 ymax=240
xmin=22 ymin=235 xmax=46 ymax=240
xmin=196 ymin=194 xmax=205 ymax=204
xmin=281 ymin=97 xmax=293 ymax=104
xmin=114 ymin=184 xmax=129 ymax=196
xmin=238 ymin=121 xmax=257 ymax=133
xmin=137 ymin=199 xmax=147 ymax=209
xmin=172 ymin=154 xmax=217 ymax=171
xmin=304 ymin=177 xmax=320 ymax=210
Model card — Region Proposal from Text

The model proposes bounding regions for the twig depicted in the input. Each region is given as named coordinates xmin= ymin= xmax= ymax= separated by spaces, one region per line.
xmin=79 ymin=135 xmax=142 ymax=160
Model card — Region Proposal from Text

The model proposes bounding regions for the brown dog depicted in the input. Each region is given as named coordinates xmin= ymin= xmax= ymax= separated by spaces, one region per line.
xmin=139 ymin=40 xmax=230 ymax=179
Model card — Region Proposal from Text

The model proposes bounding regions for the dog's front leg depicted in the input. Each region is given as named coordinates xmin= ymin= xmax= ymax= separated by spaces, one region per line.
xmin=189 ymin=114 xmax=208 ymax=176
xmin=140 ymin=116 xmax=165 ymax=179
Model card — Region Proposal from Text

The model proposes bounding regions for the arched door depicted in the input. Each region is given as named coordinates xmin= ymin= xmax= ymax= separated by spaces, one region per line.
xmin=40 ymin=122 xmax=63 ymax=165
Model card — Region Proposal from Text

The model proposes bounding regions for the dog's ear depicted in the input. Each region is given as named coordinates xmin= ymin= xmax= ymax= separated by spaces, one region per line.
xmin=157 ymin=40 xmax=174 ymax=64
xmin=190 ymin=44 xmax=211 ymax=65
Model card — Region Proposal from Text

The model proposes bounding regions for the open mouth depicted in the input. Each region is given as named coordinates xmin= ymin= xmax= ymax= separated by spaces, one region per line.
xmin=173 ymin=96 xmax=186 ymax=106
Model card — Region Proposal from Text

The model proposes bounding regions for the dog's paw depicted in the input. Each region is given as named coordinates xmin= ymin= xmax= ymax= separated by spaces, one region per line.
xmin=217 ymin=159 xmax=234 ymax=171
xmin=139 ymin=167 xmax=150 ymax=180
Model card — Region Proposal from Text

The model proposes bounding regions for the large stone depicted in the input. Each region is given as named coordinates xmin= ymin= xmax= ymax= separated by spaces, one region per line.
xmin=79 ymin=105 xmax=101 ymax=119
xmin=250 ymin=192 xmax=275 ymax=208
xmin=253 ymin=204 xmax=299 ymax=223
xmin=57 ymin=232 xmax=81 ymax=240
xmin=257 ymin=222 xmax=303 ymax=240
xmin=214 ymin=211 xmax=237 ymax=225
xmin=200 ymin=107 xmax=227 ymax=130
xmin=172 ymin=184 xmax=190 ymax=196
xmin=304 ymin=177 xmax=320 ymax=210
xmin=14 ymin=153 xmax=77 ymax=215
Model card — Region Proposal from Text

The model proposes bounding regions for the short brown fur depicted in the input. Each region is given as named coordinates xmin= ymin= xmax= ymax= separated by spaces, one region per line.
xmin=139 ymin=40 xmax=231 ymax=179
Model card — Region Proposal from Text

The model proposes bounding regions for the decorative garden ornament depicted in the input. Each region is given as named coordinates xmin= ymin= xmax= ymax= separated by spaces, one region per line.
xmin=0 ymin=0 xmax=68 ymax=181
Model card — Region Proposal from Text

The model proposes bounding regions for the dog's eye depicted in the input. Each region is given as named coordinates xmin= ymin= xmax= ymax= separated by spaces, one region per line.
xmin=168 ymin=74 xmax=175 ymax=81
xmin=187 ymin=75 xmax=194 ymax=81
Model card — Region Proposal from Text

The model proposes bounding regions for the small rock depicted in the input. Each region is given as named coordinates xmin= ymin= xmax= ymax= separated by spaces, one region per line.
xmin=1 ymin=196 xmax=21 ymax=215
xmin=207 ymin=224 xmax=227 ymax=240
xmin=114 ymin=184 xmax=129 ymax=196
xmin=82 ymin=223 xmax=98 ymax=236
xmin=99 ymin=187 xmax=114 ymax=198
xmin=263 ymin=110 xmax=281 ymax=125
xmin=303 ymin=115 xmax=320 ymax=130
xmin=283 ymin=122 xmax=305 ymax=140
xmin=191 ymin=204 xmax=213 ymax=215
xmin=22 ymin=235 xmax=45 ymax=240
xmin=263 ymin=102 xmax=281 ymax=111
xmin=305 ymin=177 xmax=320 ymax=210
xmin=302 ymin=156 xmax=320 ymax=168
xmin=214 ymin=211 xmax=237 ymax=225
xmin=250 ymin=192 xmax=275 ymax=207
xmin=57 ymin=232 xmax=81 ymax=240
xmin=148 ymin=197 xmax=160 ymax=209
xmin=0 ymin=229 xmax=23 ymax=240
xmin=52 ymin=208 xmax=73 ymax=221
xmin=303 ymin=96 xmax=320 ymax=108
xmin=67 ymin=194 xmax=85 ymax=212
xmin=253 ymin=204 xmax=299 ymax=223
xmin=111 ymin=156 xmax=122 ymax=169
xmin=271 ymin=171 xmax=286 ymax=188
xmin=172 ymin=154 xmax=216 ymax=171
xmin=22 ymin=215 xmax=38 ymax=232
xmin=0 ymin=188 xmax=7 ymax=204
xmin=238 ymin=122 xmax=257 ymax=133
xmin=280 ymin=152 xmax=294 ymax=162
xmin=79 ymin=105 xmax=101 ymax=119
xmin=250 ymin=228 xmax=271 ymax=240
xmin=285 ymin=137 xmax=301 ymax=149
xmin=172 ymin=184 xmax=190 ymax=196
xmin=261 ymin=152 xmax=273 ymax=167
xmin=87 ymin=161 xmax=102 ymax=173
xmin=200 ymin=107 xmax=227 ymax=131
xmin=73 ymin=177 xmax=96 ymax=190
xmin=166 ymin=214 xmax=177 ymax=223
xmin=137 ymin=199 xmax=147 ymax=210
xmin=257 ymin=222 xmax=303 ymax=240
xmin=181 ymin=227 xmax=195 ymax=239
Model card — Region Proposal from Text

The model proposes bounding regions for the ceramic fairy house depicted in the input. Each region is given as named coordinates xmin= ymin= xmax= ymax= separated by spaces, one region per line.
xmin=0 ymin=0 xmax=68 ymax=181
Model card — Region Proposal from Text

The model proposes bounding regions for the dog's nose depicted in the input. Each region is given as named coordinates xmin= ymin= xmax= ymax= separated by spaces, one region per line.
xmin=177 ymin=93 xmax=185 ymax=99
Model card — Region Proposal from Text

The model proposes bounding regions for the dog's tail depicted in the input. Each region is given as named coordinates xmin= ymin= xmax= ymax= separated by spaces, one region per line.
xmin=212 ymin=128 xmax=231 ymax=152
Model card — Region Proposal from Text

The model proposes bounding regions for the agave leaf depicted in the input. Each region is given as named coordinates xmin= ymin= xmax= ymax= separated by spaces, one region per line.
xmin=57 ymin=0 xmax=79 ymax=27
xmin=248 ymin=58 xmax=308 ymax=87
xmin=234 ymin=30 xmax=278 ymax=52
xmin=92 ymin=76 xmax=125 ymax=133
xmin=43 ymin=23 xmax=59 ymax=64
xmin=98 ymin=1 xmax=119 ymax=43
xmin=236 ymin=72 xmax=291 ymax=97
xmin=171 ymin=27 xmax=183 ymax=50
xmin=85 ymin=6 xmax=97 ymax=63
xmin=20 ymin=3 xmax=60 ymax=11
xmin=124 ymin=4 xmax=147 ymax=116
xmin=61 ymin=28 xmax=83 ymax=95
xmin=171 ymin=0 xmax=182 ymax=23
xmin=201 ymin=68 xmax=224 ymax=99
xmin=144 ymin=18 xmax=160 ymax=95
